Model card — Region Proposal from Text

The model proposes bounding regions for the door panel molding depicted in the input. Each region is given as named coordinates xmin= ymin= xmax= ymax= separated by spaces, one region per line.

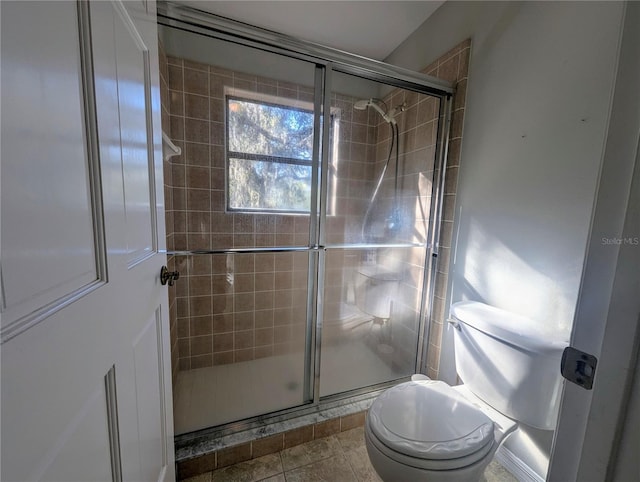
xmin=105 ymin=365 xmax=123 ymax=482
xmin=112 ymin=1 xmax=157 ymax=268
xmin=144 ymin=47 xmax=160 ymax=257
xmin=155 ymin=307 xmax=169 ymax=470
xmin=1 ymin=280 xmax=106 ymax=344
xmin=78 ymin=0 xmax=109 ymax=284
xmin=0 ymin=0 xmax=107 ymax=343
xmin=132 ymin=307 xmax=168 ymax=481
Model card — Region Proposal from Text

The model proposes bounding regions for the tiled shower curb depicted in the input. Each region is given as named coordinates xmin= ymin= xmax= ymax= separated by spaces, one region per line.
xmin=175 ymin=397 xmax=375 ymax=479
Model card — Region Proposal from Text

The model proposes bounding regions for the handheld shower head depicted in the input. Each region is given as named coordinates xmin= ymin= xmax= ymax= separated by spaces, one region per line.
xmin=353 ymin=98 xmax=396 ymax=124
xmin=353 ymin=99 xmax=371 ymax=110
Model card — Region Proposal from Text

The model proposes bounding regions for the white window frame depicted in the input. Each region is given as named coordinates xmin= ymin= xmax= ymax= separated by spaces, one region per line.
xmin=224 ymin=87 xmax=338 ymax=215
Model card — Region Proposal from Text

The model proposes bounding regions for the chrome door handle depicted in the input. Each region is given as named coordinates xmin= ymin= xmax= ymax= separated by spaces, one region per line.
xmin=160 ymin=266 xmax=180 ymax=286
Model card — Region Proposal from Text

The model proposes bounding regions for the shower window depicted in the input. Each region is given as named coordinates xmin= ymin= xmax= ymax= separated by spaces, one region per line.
xmin=226 ymin=94 xmax=314 ymax=213
xmin=226 ymin=92 xmax=339 ymax=214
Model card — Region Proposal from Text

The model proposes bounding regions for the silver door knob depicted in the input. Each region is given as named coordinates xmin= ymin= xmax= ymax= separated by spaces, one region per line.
xmin=160 ymin=266 xmax=180 ymax=286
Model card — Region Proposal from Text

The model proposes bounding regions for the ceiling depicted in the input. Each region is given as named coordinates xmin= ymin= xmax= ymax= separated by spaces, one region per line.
xmin=179 ymin=1 xmax=444 ymax=61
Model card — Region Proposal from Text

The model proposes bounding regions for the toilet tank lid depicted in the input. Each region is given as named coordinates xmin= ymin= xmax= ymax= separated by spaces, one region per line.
xmin=451 ymin=301 xmax=569 ymax=352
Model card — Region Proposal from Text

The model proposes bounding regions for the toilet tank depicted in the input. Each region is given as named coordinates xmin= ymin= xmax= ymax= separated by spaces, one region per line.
xmin=451 ymin=301 xmax=569 ymax=430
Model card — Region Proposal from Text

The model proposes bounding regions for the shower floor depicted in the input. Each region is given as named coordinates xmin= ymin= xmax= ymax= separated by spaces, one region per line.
xmin=173 ymin=340 xmax=403 ymax=435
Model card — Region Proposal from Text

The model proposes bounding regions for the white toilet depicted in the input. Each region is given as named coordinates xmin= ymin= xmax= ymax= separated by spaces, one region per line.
xmin=365 ymin=301 xmax=569 ymax=482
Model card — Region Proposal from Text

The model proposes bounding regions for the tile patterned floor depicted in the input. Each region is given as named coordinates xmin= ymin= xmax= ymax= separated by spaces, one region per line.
xmin=180 ymin=427 xmax=519 ymax=482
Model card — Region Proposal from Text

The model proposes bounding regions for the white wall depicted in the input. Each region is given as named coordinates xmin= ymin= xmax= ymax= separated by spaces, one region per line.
xmin=385 ymin=1 xmax=626 ymax=478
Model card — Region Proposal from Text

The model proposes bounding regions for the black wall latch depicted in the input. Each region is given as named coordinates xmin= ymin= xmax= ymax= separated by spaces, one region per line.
xmin=561 ymin=346 xmax=598 ymax=390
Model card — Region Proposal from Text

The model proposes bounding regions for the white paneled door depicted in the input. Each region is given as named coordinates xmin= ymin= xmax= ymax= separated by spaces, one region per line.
xmin=1 ymin=1 xmax=174 ymax=481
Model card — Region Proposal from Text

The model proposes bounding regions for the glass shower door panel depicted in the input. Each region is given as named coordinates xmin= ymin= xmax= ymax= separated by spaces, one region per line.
xmin=173 ymin=251 xmax=310 ymax=434
xmin=318 ymin=71 xmax=438 ymax=397
xmin=326 ymin=72 xmax=440 ymax=245
xmin=162 ymin=26 xmax=321 ymax=433
xmin=319 ymin=247 xmax=425 ymax=397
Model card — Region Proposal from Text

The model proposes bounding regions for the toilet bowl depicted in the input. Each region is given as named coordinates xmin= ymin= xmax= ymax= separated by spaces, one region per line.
xmin=365 ymin=301 xmax=568 ymax=482
xmin=365 ymin=380 xmax=517 ymax=482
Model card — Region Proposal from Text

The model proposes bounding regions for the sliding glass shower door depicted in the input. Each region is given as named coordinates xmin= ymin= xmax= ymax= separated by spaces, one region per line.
xmin=159 ymin=16 xmax=451 ymax=436
xmin=318 ymin=72 xmax=441 ymax=397
xmin=164 ymin=30 xmax=322 ymax=433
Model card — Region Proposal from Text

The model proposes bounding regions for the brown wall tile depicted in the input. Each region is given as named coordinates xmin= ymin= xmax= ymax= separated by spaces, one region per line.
xmin=184 ymin=118 xmax=209 ymax=144
xmin=177 ymin=453 xmax=216 ymax=479
xmin=213 ymin=351 xmax=233 ymax=365
xmin=213 ymin=313 xmax=234 ymax=333
xmin=254 ymin=345 xmax=273 ymax=359
xmin=168 ymin=65 xmax=183 ymax=91
xmin=340 ymin=411 xmax=366 ymax=431
xmin=216 ymin=443 xmax=251 ymax=469
xmin=213 ymin=332 xmax=233 ymax=352
xmin=190 ymin=335 xmax=212 ymax=356
xmin=284 ymin=425 xmax=313 ymax=448
xmin=235 ymin=330 xmax=254 ymax=350
xmin=251 ymin=434 xmax=284 ymax=458
xmin=234 ymin=348 xmax=254 ymax=362
xmin=184 ymin=68 xmax=209 ymax=96
xmin=190 ymin=315 xmax=213 ymax=337
xmin=314 ymin=418 xmax=341 ymax=439
xmin=185 ymin=142 xmax=209 ymax=167
xmin=185 ymin=93 xmax=209 ymax=120
xmin=191 ymin=354 xmax=213 ymax=369
xmin=255 ymin=328 xmax=274 ymax=346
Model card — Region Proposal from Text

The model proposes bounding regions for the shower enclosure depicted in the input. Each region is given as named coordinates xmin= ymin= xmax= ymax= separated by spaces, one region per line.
xmin=158 ymin=4 xmax=453 ymax=438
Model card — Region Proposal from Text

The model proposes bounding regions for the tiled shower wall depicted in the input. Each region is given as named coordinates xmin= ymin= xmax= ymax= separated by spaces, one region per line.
xmin=162 ymin=39 xmax=469 ymax=377
xmin=324 ymin=41 xmax=470 ymax=376
xmin=370 ymin=91 xmax=440 ymax=372
xmin=424 ymin=40 xmax=471 ymax=378
xmin=164 ymin=57 xmax=381 ymax=370
xmin=350 ymin=41 xmax=470 ymax=379
xmin=324 ymin=40 xmax=470 ymax=377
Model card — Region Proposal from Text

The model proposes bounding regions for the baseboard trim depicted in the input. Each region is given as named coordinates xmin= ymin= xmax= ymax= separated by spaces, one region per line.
xmin=495 ymin=445 xmax=545 ymax=482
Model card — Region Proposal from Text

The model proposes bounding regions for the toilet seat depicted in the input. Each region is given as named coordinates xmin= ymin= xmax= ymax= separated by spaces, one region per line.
xmin=366 ymin=381 xmax=496 ymax=470
xmin=366 ymin=422 xmax=495 ymax=471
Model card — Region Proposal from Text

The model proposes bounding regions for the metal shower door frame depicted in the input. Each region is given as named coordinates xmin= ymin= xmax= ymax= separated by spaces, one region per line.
xmin=158 ymin=1 xmax=455 ymax=440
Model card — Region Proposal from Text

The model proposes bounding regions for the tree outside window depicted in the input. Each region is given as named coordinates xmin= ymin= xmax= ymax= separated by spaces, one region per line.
xmin=226 ymin=96 xmax=315 ymax=213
